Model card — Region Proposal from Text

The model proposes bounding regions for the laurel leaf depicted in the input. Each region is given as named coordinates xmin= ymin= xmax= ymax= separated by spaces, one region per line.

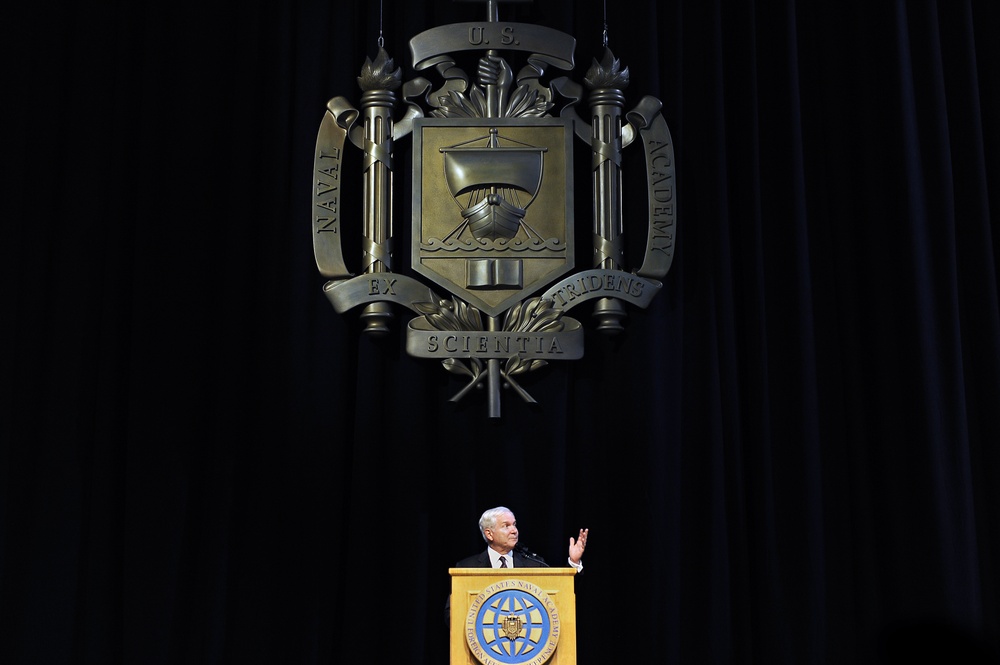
xmin=427 ymin=308 xmax=462 ymax=331
xmin=443 ymin=90 xmax=477 ymax=118
xmin=414 ymin=301 xmax=439 ymax=315
xmin=470 ymin=86 xmax=488 ymax=117
xmin=536 ymin=320 xmax=565 ymax=333
xmin=455 ymin=299 xmax=473 ymax=329
xmin=442 ymin=358 xmax=474 ymax=377
xmin=506 ymin=86 xmax=528 ymax=116
xmin=502 ymin=301 xmax=523 ymax=331
xmin=526 ymin=310 xmax=561 ymax=332
xmin=535 ymin=298 xmax=554 ymax=314
xmin=503 ymin=82 xmax=554 ymax=118
xmin=520 ymin=298 xmax=541 ymax=324
xmin=468 ymin=306 xmax=483 ymax=331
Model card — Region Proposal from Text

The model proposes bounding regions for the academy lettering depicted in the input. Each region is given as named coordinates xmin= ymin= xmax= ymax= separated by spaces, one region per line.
xmin=647 ymin=138 xmax=675 ymax=255
xmin=649 ymin=138 xmax=672 ymax=168
xmin=650 ymin=199 xmax=674 ymax=255
xmin=653 ymin=176 xmax=673 ymax=203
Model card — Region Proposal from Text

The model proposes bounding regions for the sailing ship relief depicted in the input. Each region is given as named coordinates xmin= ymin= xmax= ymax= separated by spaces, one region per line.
xmin=413 ymin=118 xmax=574 ymax=317
xmin=441 ymin=127 xmax=544 ymax=240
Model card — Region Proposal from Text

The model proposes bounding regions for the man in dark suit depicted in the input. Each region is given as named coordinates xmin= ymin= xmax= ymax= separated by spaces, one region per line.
xmin=455 ymin=506 xmax=589 ymax=570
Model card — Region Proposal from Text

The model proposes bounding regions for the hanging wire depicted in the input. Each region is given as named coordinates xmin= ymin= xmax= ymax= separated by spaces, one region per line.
xmin=602 ymin=0 xmax=609 ymax=47
xmin=378 ymin=0 xmax=385 ymax=48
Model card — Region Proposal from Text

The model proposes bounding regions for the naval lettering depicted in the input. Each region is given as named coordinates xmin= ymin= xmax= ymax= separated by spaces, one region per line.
xmin=315 ymin=147 xmax=343 ymax=234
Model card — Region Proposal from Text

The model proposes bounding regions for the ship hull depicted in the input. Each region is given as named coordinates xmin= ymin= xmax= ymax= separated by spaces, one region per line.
xmin=463 ymin=196 xmax=526 ymax=239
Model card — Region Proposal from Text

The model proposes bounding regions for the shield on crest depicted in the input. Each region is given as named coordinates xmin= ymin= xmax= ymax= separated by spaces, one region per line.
xmin=412 ymin=117 xmax=575 ymax=318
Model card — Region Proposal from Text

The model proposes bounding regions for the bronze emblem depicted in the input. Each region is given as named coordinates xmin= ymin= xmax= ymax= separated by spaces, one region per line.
xmin=313 ymin=0 xmax=676 ymax=417
xmin=501 ymin=613 xmax=524 ymax=641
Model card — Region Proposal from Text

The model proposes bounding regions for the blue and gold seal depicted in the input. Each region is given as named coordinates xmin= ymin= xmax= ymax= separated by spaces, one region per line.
xmin=465 ymin=579 xmax=561 ymax=665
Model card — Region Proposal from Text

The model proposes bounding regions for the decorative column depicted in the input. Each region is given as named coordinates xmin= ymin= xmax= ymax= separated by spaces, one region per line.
xmin=585 ymin=49 xmax=629 ymax=334
xmin=358 ymin=49 xmax=401 ymax=334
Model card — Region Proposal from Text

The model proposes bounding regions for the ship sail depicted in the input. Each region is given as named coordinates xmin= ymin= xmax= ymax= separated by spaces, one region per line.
xmin=441 ymin=147 xmax=544 ymax=198
xmin=439 ymin=130 xmax=547 ymax=241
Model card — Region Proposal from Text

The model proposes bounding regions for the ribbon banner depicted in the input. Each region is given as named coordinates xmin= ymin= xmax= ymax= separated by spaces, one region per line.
xmin=410 ymin=23 xmax=575 ymax=72
xmin=407 ymin=317 xmax=584 ymax=360
xmin=312 ymin=99 xmax=358 ymax=279
xmin=540 ymin=269 xmax=662 ymax=312
xmin=628 ymin=97 xmax=677 ymax=280
xmin=323 ymin=274 xmax=442 ymax=315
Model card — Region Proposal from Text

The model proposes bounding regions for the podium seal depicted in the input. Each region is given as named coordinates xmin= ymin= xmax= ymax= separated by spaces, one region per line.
xmin=465 ymin=579 xmax=560 ymax=665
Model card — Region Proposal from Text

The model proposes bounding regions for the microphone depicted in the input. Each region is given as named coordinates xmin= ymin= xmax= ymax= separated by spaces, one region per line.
xmin=514 ymin=542 xmax=549 ymax=566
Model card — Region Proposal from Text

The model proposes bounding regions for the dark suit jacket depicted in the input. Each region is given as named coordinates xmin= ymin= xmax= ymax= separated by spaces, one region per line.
xmin=446 ymin=549 xmax=551 ymax=623
xmin=454 ymin=549 xmax=548 ymax=568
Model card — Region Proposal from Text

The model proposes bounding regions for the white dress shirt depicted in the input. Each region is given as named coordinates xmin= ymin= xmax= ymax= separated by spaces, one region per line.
xmin=487 ymin=548 xmax=513 ymax=568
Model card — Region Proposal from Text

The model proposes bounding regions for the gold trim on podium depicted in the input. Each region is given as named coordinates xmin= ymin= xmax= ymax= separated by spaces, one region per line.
xmin=449 ymin=567 xmax=577 ymax=665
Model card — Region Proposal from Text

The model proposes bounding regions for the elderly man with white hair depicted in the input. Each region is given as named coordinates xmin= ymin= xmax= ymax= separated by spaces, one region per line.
xmin=455 ymin=506 xmax=589 ymax=571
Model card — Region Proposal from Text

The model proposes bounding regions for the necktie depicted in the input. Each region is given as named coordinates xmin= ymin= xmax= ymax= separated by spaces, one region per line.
xmin=499 ymin=556 xmax=508 ymax=568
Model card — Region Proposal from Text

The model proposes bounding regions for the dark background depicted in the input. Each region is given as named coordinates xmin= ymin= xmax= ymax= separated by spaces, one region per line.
xmin=3 ymin=0 xmax=1000 ymax=663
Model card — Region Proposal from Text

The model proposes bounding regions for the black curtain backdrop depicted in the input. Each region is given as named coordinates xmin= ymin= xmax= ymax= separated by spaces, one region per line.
xmin=3 ymin=0 xmax=1000 ymax=663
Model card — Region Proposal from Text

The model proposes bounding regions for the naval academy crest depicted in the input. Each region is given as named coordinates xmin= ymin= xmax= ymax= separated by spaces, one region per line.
xmin=314 ymin=0 xmax=676 ymax=417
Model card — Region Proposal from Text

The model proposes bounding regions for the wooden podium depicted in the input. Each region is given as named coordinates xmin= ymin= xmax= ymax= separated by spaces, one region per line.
xmin=449 ymin=568 xmax=577 ymax=665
